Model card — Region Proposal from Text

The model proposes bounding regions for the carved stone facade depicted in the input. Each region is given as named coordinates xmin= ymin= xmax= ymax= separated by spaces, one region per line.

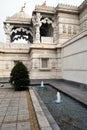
xmin=4 ymin=10 xmax=33 ymax=45
xmin=0 ymin=0 xmax=87 ymax=84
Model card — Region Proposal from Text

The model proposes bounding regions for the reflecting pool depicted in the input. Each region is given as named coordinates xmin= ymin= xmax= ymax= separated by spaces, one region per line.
xmin=34 ymin=85 xmax=87 ymax=130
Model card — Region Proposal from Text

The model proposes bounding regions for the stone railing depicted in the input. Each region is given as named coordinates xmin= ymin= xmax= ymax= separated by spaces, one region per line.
xmin=41 ymin=37 xmax=53 ymax=43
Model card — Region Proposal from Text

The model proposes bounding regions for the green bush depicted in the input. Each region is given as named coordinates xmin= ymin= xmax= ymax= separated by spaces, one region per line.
xmin=10 ymin=61 xmax=30 ymax=90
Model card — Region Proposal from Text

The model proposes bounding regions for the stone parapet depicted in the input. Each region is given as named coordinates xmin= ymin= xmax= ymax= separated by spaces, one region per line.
xmin=56 ymin=4 xmax=78 ymax=14
xmin=79 ymin=0 xmax=87 ymax=12
xmin=33 ymin=5 xmax=55 ymax=14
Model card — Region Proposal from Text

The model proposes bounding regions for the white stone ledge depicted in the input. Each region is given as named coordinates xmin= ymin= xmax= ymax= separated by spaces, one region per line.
xmin=29 ymin=88 xmax=52 ymax=130
xmin=39 ymin=68 xmax=51 ymax=71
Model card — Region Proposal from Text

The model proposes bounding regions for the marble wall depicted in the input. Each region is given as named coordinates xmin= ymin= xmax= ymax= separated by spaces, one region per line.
xmin=62 ymin=29 xmax=87 ymax=84
xmin=29 ymin=44 xmax=58 ymax=79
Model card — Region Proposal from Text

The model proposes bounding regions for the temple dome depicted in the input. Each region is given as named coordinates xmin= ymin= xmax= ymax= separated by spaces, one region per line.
xmin=11 ymin=10 xmax=30 ymax=19
xmin=5 ymin=10 xmax=31 ymax=24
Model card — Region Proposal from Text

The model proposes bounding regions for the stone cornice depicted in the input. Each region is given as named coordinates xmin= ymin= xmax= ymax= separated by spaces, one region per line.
xmin=29 ymin=43 xmax=57 ymax=54
xmin=0 ymin=47 xmax=29 ymax=54
xmin=33 ymin=5 xmax=55 ymax=14
xmin=79 ymin=0 xmax=87 ymax=12
xmin=4 ymin=17 xmax=31 ymax=24
xmin=56 ymin=4 xmax=78 ymax=14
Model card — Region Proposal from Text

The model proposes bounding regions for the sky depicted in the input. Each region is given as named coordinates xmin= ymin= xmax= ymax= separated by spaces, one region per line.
xmin=0 ymin=0 xmax=84 ymax=42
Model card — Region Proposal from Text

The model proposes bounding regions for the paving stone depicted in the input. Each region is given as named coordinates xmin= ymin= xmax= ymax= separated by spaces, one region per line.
xmin=18 ymin=110 xmax=29 ymax=115
xmin=41 ymin=127 xmax=52 ymax=130
xmin=0 ymin=116 xmax=4 ymax=123
xmin=1 ymin=123 xmax=16 ymax=130
xmin=0 ymin=84 xmax=39 ymax=130
xmin=9 ymin=103 xmax=18 ymax=107
xmin=7 ymin=107 xmax=18 ymax=111
xmin=0 ymin=103 xmax=9 ymax=107
xmin=4 ymin=115 xmax=17 ymax=122
xmin=0 ymin=112 xmax=6 ymax=116
xmin=6 ymin=110 xmax=17 ymax=116
xmin=0 ymin=108 xmax=7 ymax=111
xmin=17 ymin=122 xmax=31 ymax=130
xmin=19 ymin=105 xmax=28 ymax=109
xmin=18 ymin=114 xmax=29 ymax=121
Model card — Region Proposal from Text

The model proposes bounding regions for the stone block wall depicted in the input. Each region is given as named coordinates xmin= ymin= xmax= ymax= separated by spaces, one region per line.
xmin=29 ymin=44 xmax=59 ymax=79
xmin=56 ymin=4 xmax=79 ymax=45
xmin=0 ymin=46 xmax=29 ymax=78
xmin=62 ymin=29 xmax=87 ymax=84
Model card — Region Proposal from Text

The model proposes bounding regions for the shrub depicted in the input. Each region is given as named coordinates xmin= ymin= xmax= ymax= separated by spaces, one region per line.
xmin=10 ymin=61 xmax=30 ymax=90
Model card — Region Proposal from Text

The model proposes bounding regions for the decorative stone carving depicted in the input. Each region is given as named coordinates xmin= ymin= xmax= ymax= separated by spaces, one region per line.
xmin=41 ymin=17 xmax=52 ymax=25
xmin=36 ymin=13 xmax=41 ymax=25
xmin=51 ymin=60 xmax=56 ymax=68
xmin=52 ymin=21 xmax=57 ymax=43
xmin=4 ymin=23 xmax=13 ymax=43
xmin=68 ymin=25 xmax=71 ymax=34
xmin=63 ymin=25 xmax=66 ymax=33
xmin=4 ymin=23 xmax=13 ymax=34
xmin=32 ymin=13 xmax=41 ymax=43
xmin=32 ymin=13 xmax=41 ymax=26
xmin=84 ymin=22 xmax=86 ymax=29
xmin=11 ymin=27 xmax=33 ymax=37
xmin=32 ymin=15 xmax=36 ymax=26
xmin=73 ymin=25 xmax=76 ymax=34
xmin=33 ymin=59 xmax=39 ymax=68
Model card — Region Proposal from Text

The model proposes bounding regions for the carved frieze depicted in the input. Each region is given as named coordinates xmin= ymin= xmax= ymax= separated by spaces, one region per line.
xmin=63 ymin=24 xmax=66 ymax=33
xmin=33 ymin=59 xmax=39 ymax=68
xmin=4 ymin=23 xmax=13 ymax=35
xmin=32 ymin=13 xmax=41 ymax=27
xmin=73 ymin=25 xmax=76 ymax=34
xmin=51 ymin=60 xmax=56 ymax=68
xmin=68 ymin=25 xmax=71 ymax=34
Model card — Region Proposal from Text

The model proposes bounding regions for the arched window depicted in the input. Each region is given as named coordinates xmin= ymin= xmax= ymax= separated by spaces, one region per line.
xmin=11 ymin=27 xmax=33 ymax=43
xmin=40 ymin=23 xmax=53 ymax=37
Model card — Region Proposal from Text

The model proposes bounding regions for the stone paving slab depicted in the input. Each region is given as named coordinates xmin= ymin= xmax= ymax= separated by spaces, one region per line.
xmin=1 ymin=123 xmax=16 ymax=130
xmin=0 ymin=85 xmax=32 ymax=130
xmin=0 ymin=116 xmax=4 ymax=122
xmin=4 ymin=115 xmax=17 ymax=122
xmin=17 ymin=122 xmax=31 ymax=130
xmin=18 ymin=114 xmax=29 ymax=121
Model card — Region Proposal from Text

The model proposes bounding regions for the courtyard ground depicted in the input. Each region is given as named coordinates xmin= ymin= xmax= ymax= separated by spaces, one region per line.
xmin=0 ymin=80 xmax=87 ymax=130
xmin=0 ymin=83 xmax=39 ymax=130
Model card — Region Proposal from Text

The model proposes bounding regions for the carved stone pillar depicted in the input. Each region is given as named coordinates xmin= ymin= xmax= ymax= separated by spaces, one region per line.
xmin=4 ymin=23 xmax=13 ymax=46
xmin=35 ymin=25 xmax=40 ymax=43
xmin=6 ymin=34 xmax=10 ymax=43
xmin=32 ymin=13 xmax=41 ymax=43
xmin=52 ymin=22 xmax=57 ymax=43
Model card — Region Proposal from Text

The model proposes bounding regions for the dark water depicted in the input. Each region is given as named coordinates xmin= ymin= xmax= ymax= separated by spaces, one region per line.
xmin=34 ymin=85 xmax=87 ymax=130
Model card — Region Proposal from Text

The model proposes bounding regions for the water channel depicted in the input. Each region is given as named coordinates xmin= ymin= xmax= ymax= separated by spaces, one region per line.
xmin=33 ymin=84 xmax=87 ymax=130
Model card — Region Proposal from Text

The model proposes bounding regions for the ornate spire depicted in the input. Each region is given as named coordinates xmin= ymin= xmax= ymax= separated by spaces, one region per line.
xmin=21 ymin=3 xmax=26 ymax=12
xmin=42 ymin=1 xmax=46 ymax=6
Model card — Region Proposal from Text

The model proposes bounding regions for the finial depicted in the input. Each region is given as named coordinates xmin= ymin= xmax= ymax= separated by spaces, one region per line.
xmin=21 ymin=3 xmax=26 ymax=12
xmin=42 ymin=1 xmax=46 ymax=6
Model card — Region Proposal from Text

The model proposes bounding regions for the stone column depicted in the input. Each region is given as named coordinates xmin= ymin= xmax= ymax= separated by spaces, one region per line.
xmin=6 ymin=34 xmax=10 ymax=43
xmin=4 ymin=23 xmax=13 ymax=46
xmin=35 ymin=25 xmax=40 ymax=43
xmin=32 ymin=13 xmax=41 ymax=43
xmin=52 ymin=21 xmax=57 ymax=43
